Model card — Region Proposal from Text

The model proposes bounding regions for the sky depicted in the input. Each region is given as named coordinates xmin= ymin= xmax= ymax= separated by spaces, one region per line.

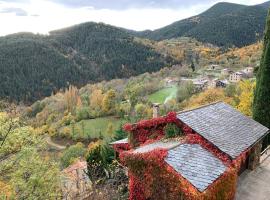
xmin=0 ymin=0 xmax=267 ymax=36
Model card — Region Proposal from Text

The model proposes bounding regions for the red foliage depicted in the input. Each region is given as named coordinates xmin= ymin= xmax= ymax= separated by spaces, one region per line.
xmin=119 ymin=112 xmax=247 ymax=200
xmin=123 ymin=112 xmax=178 ymax=147
xmin=112 ymin=143 xmax=130 ymax=153
xmin=121 ymin=147 xmax=237 ymax=200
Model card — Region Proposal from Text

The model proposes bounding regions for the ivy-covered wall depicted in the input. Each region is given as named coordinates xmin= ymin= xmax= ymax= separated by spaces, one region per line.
xmin=117 ymin=112 xmax=249 ymax=200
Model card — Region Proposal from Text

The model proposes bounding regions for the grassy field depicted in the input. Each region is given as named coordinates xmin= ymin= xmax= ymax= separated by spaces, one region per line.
xmin=63 ymin=116 xmax=125 ymax=141
xmin=148 ymin=86 xmax=178 ymax=104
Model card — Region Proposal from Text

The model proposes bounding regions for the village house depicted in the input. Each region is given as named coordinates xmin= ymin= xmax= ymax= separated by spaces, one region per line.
xmin=208 ymin=64 xmax=221 ymax=70
xmin=193 ymin=79 xmax=208 ymax=91
xmin=229 ymin=72 xmax=244 ymax=83
xmin=164 ymin=77 xmax=180 ymax=87
xmin=181 ymin=78 xmax=208 ymax=91
xmin=242 ymin=67 xmax=254 ymax=78
xmin=221 ymin=68 xmax=234 ymax=76
xmin=61 ymin=160 xmax=92 ymax=200
xmin=210 ymin=78 xmax=229 ymax=88
xmin=112 ymin=102 xmax=269 ymax=200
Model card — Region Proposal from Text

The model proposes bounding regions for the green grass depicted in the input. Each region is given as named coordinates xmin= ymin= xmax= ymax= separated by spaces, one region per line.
xmin=64 ymin=117 xmax=125 ymax=140
xmin=148 ymin=86 xmax=178 ymax=104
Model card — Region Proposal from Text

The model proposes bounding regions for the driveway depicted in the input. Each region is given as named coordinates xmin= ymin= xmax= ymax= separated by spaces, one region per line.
xmin=236 ymin=156 xmax=270 ymax=200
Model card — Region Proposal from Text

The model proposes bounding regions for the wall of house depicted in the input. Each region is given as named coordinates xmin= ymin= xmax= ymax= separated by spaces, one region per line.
xmin=248 ymin=141 xmax=263 ymax=170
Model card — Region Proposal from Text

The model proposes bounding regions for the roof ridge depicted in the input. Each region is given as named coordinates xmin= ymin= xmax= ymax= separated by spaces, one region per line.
xmin=177 ymin=101 xmax=224 ymax=115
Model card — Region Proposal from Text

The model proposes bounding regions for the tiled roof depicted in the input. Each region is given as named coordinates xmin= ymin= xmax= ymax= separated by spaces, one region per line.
xmin=165 ymin=144 xmax=226 ymax=192
xmin=110 ymin=138 xmax=128 ymax=145
xmin=177 ymin=102 xmax=269 ymax=159
xmin=133 ymin=141 xmax=181 ymax=153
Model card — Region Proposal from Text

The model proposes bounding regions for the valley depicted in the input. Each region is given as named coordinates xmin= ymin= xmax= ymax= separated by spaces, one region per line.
xmin=0 ymin=0 xmax=269 ymax=199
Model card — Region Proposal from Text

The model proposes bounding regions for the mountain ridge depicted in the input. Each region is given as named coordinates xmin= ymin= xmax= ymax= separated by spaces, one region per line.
xmin=132 ymin=1 xmax=270 ymax=47
xmin=0 ymin=22 xmax=173 ymax=103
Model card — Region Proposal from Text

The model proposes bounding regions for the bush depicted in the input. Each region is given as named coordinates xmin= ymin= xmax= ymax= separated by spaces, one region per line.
xmin=76 ymin=107 xmax=90 ymax=121
xmin=60 ymin=143 xmax=87 ymax=168
xmin=177 ymin=81 xmax=194 ymax=103
xmin=164 ymin=123 xmax=182 ymax=138
xmin=86 ymin=141 xmax=115 ymax=183
xmin=61 ymin=113 xmax=74 ymax=126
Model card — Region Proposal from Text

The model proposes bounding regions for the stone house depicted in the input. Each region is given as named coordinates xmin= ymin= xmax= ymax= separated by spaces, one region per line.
xmin=113 ymin=102 xmax=269 ymax=200
xmin=242 ymin=67 xmax=254 ymax=78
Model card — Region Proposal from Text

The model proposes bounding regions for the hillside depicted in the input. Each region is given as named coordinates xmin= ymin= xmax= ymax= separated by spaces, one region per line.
xmin=134 ymin=2 xmax=269 ymax=47
xmin=0 ymin=23 xmax=173 ymax=102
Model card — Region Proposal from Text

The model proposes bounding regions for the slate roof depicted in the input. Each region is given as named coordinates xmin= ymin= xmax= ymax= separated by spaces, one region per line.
xmin=165 ymin=144 xmax=226 ymax=192
xmin=133 ymin=141 xmax=181 ymax=153
xmin=177 ymin=102 xmax=269 ymax=159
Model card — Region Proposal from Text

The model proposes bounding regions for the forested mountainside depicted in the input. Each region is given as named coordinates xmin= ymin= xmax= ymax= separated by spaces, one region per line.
xmin=0 ymin=23 xmax=173 ymax=103
xmin=133 ymin=2 xmax=269 ymax=47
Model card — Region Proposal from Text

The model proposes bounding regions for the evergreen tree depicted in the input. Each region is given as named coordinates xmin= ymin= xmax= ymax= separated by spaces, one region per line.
xmin=253 ymin=10 xmax=270 ymax=130
xmin=190 ymin=61 xmax=195 ymax=72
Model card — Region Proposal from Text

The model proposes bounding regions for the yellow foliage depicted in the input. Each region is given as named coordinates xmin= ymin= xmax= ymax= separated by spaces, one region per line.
xmin=184 ymin=88 xmax=233 ymax=109
xmin=88 ymin=140 xmax=102 ymax=152
xmin=89 ymin=89 xmax=104 ymax=110
xmin=64 ymin=85 xmax=79 ymax=114
xmin=236 ymin=80 xmax=255 ymax=116
xmin=0 ymin=180 xmax=12 ymax=198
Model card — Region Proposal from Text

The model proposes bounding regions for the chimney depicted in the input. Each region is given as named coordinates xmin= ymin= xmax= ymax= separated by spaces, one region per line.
xmin=152 ymin=103 xmax=160 ymax=118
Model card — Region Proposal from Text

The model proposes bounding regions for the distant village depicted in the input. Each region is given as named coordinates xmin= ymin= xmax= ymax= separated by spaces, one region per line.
xmin=165 ymin=64 xmax=255 ymax=91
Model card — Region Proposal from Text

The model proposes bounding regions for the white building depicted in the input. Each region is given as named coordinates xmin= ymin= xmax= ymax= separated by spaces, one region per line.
xmin=229 ymin=72 xmax=244 ymax=83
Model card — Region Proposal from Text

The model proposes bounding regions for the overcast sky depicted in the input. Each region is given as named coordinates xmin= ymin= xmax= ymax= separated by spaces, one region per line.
xmin=0 ymin=0 xmax=267 ymax=36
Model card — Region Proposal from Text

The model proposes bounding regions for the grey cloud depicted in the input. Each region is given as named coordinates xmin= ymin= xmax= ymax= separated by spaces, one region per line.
xmin=0 ymin=7 xmax=28 ymax=16
xmin=49 ymin=0 xmax=217 ymax=10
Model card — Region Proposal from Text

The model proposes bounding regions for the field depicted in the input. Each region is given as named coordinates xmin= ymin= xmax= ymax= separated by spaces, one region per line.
xmin=62 ymin=116 xmax=125 ymax=141
xmin=148 ymin=86 xmax=178 ymax=104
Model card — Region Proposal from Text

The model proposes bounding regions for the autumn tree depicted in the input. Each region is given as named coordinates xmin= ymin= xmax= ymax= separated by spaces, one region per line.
xmin=64 ymin=85 xmax=80 ymax=114
xmin=102 ymin=89 xmax=117 ymax=114
xmin=253 ymin=10 xmax=270 ymax=129
xmin=0 ymin=112 xmax=61 ymax=199
xmin=89 ymin=88 xmax=104 ymax=115
xmin=236 ymin=80 xmax=255 ymax=116
xmin=184 ymin=88 xmax=232 ymax=109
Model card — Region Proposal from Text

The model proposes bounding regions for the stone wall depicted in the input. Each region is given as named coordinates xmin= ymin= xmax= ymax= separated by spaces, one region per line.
xmin=248 ymin=141 xmax=263 ymax=170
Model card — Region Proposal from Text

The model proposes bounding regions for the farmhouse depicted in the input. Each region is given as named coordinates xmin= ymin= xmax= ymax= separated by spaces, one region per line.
xmin=112 ymin=102 xmax=269 ymax=200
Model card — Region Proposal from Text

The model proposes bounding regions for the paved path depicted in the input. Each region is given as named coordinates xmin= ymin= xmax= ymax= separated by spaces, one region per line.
xmin=236 ymin=156 xmax=270 ymax=200
xmin=45 ymin=135 xmax=66 ymax=150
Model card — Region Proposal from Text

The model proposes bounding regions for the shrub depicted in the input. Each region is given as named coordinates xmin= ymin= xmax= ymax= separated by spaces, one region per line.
xmin=164 ymin=123 xmax=182 ymax=138
xmin=61 ymin=113 xmax=74 ymax=126
xmin=86 ymin=141 xmax=115 ymax=183
xmin=76 ymin=107 xmax=90 ymax=121
xmin=60 ymin=143 xmax=87 ymax=168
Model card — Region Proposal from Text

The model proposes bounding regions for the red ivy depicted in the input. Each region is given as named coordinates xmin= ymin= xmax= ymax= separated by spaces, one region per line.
xmin=112 ymin=143 xmax=130 ymax=153
xmin=118 ymin=112 xmax=248 ymax=200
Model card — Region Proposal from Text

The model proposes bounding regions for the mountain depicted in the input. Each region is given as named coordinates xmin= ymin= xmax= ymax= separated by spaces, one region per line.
xmin=0 ymin=23 xmax=173 ymax=103
xmin=134 ymin=1 xmax=269 ymax=47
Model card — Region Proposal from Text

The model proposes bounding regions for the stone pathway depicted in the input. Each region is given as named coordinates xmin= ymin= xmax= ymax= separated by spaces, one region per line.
xmin=236 ymin=156 xmax=270 ymax=200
